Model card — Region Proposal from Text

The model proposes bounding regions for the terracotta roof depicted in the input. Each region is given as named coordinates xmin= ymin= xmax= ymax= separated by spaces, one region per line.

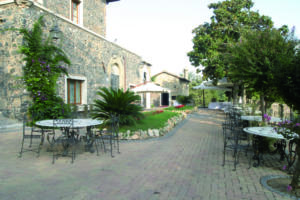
xmin=152 ymin=71 xmax=190 ymax=82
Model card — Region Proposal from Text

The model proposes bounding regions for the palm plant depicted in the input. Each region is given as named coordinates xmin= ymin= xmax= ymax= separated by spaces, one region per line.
xmin=91 ymin=87 xmax=143 ymax=125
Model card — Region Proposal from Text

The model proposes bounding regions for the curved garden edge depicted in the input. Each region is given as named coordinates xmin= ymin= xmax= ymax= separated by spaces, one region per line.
xmin=118 ymin=107 xmax=198 ymax=140
xmin=260 ymin=175 xmax=300 ymax=200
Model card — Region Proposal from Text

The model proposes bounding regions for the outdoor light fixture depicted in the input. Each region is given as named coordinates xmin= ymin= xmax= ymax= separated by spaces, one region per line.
xmin=49 ymin=24 xmax=62 ymax=41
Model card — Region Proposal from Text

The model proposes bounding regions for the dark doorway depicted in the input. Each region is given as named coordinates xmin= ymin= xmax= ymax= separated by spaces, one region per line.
xmin=161 ymin=93 xmax=169 ymax=106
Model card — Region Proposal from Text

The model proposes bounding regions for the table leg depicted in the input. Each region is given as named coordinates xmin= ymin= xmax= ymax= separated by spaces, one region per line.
xmin=84 ymin=126 xmax=95 ymax=153
xmin=285 ymin=139 xmax=297 ymax=172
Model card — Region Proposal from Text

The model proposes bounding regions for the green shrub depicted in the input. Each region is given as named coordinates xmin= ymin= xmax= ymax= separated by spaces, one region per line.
xmin=91 ymin=87 xmax=144 ymax=125
xmin=176 ymin=95 xmax=193 ymax=105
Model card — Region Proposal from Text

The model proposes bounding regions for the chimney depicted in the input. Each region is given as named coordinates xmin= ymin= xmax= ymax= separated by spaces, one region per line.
xmin=183 ymin=68 xmax=188 ymax=79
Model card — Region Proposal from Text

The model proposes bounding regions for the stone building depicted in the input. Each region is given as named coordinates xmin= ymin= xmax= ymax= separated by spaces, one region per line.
xmin=0 ymin=0 xmax=149 ymax=119
xmin=151 ymin=69 xmax=190 ymax=106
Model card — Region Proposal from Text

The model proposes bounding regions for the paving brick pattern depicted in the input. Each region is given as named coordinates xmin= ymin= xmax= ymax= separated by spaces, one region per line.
xmin=0 ymin=109 xmax=291 ymax=200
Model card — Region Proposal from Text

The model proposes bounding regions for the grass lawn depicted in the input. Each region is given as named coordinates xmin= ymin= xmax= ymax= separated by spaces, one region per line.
xmin=119 ymin=111 xmax=179 ymax=132
xmin=164 ymin=105 xmax=195 ymax=111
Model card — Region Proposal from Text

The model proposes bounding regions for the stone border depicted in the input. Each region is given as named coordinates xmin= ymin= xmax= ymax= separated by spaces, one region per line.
xmin=260 ymin=175 xmax=300 ymax=200
xmin=118 ymin=107 xmax=198 ymax=140
xmin=118 ymin=113 xmax=187 ymax=140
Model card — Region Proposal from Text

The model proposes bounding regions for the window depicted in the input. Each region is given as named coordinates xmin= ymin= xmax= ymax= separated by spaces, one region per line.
xmin=67 ymin=79 xmax=82 ymax=104
xmin=111 ymin=74 xmax=119 ymax=90
xmin=172 ymin=96 xmax=176 ymax=100
xmin=111 ymin=64 xmax=120 ymax=90
xmin=71 ymin=0 xmax=80 ymax=24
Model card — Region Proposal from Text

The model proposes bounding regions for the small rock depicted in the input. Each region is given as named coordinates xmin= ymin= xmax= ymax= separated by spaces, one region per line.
xmin=148 ymin=129 xmax=154 ymax=137
xmin=131 ymin=134 xmax=139 ymax=140
xmin=153 ymin=129 xmax=159 ymax=137
xmin=135 ymin=131 xmax=141 ymax=136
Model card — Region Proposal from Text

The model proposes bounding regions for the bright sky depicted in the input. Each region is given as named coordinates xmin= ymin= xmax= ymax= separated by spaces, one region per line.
xmin=106 ymin=0 xmax=300 ymax=76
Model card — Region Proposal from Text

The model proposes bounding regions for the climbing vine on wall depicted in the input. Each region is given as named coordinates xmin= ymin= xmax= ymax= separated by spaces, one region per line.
xmin=18 ymin=16 xmax=71 ymax=120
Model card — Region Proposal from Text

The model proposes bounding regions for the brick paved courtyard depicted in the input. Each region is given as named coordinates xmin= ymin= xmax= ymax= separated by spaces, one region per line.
xmin=0 ymin=109 xmax=291 ymax=200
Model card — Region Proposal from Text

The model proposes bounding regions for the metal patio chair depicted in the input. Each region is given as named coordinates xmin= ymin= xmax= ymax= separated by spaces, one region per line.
xmin=222 ymin=110 xmax=251 ymax=170
xmin=95 ymin=114 xmax=120 ymax=157
xmin=19 ymin=113 xmax=45 ymax=158
xmin=52 ymin=119 xmax=77 ymax=164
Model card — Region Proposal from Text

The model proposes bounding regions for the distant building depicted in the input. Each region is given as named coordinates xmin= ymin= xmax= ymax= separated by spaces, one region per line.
xmin=152 ymin=69 xmax=190 ymax=106
xmin=0 ymin=0 xmax=149 ymax=118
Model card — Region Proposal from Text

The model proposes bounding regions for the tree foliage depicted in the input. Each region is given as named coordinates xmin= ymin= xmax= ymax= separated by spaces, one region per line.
xmin=188 ymin=0 xmax=273 ymax=82
xmin=91 ymin=87 xmax=144 ymax=126
xmin=225 ymin=28 xmax=297 ymax=102
xmin=272 ymin=43 xmax=300 ymax=111
xmin=19 ymin=16 xmax=71 ymax=120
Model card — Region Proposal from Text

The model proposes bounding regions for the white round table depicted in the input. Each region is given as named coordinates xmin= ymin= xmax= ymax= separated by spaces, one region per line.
xmin=36 ymin=119 xmax=103 ymax=128
xmin=243 ymin=126 xmax=297 ymax=168
xmin=36 ymin=119 xmax=103 ymax=153
xmin=243 ymin=126 xmax=284 ymax=139
xmin=241 ymin=116 xmax=282 ymax=123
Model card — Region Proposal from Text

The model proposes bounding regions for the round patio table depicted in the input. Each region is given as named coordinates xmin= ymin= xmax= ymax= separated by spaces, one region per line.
xmin=241 ymin=115 xmax=282 ymax=123
xmin=36 ymin=119 xmax=103 ymax=128
xmin=36 ymin=119 xmax=103 ymax=153
xmin=243 ymin=126 xmax=297 ymax=168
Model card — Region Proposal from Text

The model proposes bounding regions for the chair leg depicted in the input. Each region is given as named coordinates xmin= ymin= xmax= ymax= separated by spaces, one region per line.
xmin=116 ymin=133 xmax=120 ymax=154
xmin=100 ymin=136 xmax=106 ymax=153
xmin=19 ymin=138 xmax=25 ymax=158
xmin=222 ymin=140 xmax=226 ymax=166
xmin=233 ymin=148 xmax=238 ymax=171
xmin=110 ymin=134 xmax=114 ymax=157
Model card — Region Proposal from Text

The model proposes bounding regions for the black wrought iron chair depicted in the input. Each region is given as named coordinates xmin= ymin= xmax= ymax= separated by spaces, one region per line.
xmin=222 ymin=110 xmax=251 ymax=170
xmin=52 ymin=119 xmax=77 ymax=164
xmin=95 ymin=114 xmax=120 ymax=157
xmin=19 ymin=114 xmax=45 ymax=158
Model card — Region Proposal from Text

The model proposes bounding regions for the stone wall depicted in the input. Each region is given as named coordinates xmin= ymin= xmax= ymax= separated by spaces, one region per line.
xmin=0 ymin=2 xmax=143 ymax=119
xmin=42 ymin=0 xmax=106 ymax=36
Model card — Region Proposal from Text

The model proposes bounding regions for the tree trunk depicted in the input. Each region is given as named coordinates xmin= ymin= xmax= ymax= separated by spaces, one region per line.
xmin=233 ymin=84 xmax=239 ymax=105
xmin=260 ymin=94 xmax=265 ymax=122
xmin=242 ymin=85 xmax=246 ymax=106
xmin=291 ymin=141 xmax=300 ymax=189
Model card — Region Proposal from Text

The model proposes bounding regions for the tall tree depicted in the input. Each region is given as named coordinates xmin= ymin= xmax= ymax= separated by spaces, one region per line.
xmin=225 ymin=28 xmax=297 ymax=118
xmin=188 ymin=0 xmax=273 ymax=82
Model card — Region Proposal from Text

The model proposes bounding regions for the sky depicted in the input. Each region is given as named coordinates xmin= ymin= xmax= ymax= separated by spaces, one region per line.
xmin=106 ymin=0 xmax=300 ymax=76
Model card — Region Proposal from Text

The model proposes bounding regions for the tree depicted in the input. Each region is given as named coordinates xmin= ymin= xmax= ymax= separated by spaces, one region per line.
xmin=188 ymin=0 xmax=273 ymax=82
xmin=272 ymin=44 xmax=300 ymax=112
xmin=271 ymin=35 xmax=300 ymax=189
xmin=227 ymin=25 xmax=300 ymax=190
xmin=225 ymin=28 xmax=297 ymax=119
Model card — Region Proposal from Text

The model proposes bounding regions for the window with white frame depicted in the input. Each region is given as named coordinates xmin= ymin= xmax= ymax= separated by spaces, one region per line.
xmin=67 ymin=79 xmax=82 ymax=104
xmin=65 ymin=75 xmax=87 ymax=105
xmin=71 ymin=0 xmax=83 ymax=25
